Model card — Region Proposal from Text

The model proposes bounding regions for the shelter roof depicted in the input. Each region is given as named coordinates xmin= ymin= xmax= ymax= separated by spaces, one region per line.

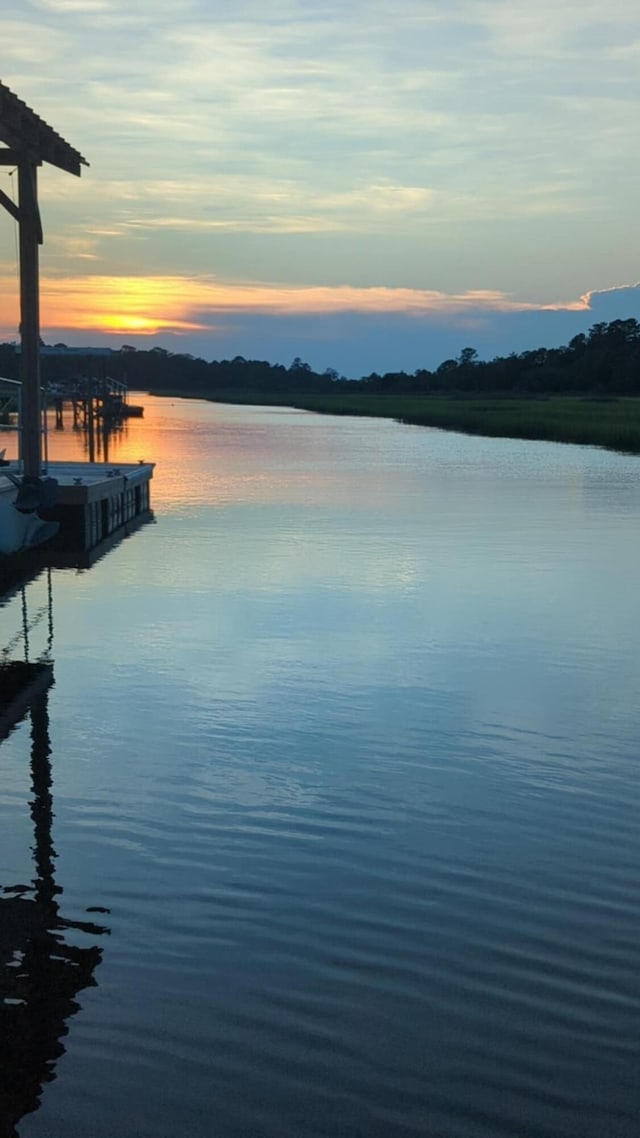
xmin=0 ymin=80 xmax=88 ymax=175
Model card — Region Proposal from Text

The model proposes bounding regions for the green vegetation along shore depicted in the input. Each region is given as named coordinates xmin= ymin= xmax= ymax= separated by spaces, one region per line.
xmin=153 ymin=389 xmax=640 ymax=454
xmin=271 ymin=392 xmax=640 ymax=453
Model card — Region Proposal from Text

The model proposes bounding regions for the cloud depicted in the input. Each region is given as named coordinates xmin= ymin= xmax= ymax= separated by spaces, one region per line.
xmin=0 ymin=19 xmax=68 ymax=65
xmin=27 ymin=273 xmax=601 ymax=329
xmin=168 ymin=282 xmax=639 ymax=376
xmin=31 ymin=0 xmax=111 ymax=10
xmin=2 ymin=266 xmax=638 ymax=376
xmin=473 ymin=0 xmax=640 ymax=60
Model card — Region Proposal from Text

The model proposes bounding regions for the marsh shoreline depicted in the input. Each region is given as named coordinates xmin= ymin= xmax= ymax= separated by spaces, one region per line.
xmin=148 ymin=388 xmax=640 ymax=454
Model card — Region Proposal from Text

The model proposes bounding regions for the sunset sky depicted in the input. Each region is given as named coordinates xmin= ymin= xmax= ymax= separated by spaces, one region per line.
xmin=1 ymin=0 xmax=639 ymax=376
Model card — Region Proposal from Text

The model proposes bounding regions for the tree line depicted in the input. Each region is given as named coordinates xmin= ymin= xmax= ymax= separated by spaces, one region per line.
xmin=1 ymin=318 xmax=639 ymax=398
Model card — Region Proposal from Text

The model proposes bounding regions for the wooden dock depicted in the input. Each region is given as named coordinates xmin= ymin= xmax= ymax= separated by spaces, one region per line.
xmin=1 ymin=459 xmax=154 ymax=552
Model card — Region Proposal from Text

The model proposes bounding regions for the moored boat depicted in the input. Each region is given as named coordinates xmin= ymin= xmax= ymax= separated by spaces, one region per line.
xmin=0 ymin=474 xmax=59 ymax=555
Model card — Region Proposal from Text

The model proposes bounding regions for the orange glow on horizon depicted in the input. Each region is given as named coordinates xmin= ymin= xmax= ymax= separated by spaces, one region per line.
xmin=0 ymin=271 xmax=632 ymax=344
xmin=42 ymin=275 xmax=212 ymax=335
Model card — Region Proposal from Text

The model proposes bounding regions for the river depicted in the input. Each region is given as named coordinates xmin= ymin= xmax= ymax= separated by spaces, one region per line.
xmin=1 ymin=396 xmax=640 ymax=1137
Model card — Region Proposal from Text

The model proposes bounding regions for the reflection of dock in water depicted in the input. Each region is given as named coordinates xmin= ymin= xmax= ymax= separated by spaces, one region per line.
xmin=0 ymin=578 xmax=109 ymax=1137
xmin=42 ymin=349 xmax=144 ymax=472
xmin=0 ymin=661 xmax=53 ymax=743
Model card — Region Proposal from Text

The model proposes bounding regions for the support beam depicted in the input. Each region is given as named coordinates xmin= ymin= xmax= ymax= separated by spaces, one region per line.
xmin=0 ymin=186 xmax=20 ymax=223
xmin=18 ymin=160 xmax=42 ymax=478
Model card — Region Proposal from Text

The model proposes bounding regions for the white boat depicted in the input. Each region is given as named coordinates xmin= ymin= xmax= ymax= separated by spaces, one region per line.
xmin=0 ymin=473 xmax=59 ymax=555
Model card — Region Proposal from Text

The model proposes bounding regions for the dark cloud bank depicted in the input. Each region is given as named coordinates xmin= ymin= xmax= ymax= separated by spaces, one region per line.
xmin=48 ymin=284 xmax=640 ymax=380
xmin=164 ymin=284 xmax=640 ymax=378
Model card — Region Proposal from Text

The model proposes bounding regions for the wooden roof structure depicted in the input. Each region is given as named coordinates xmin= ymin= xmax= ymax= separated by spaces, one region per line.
xmin=0 ymin=81 xmax=88 ymax=478
xmin=0 ymin=80 xmax=88 ymax=175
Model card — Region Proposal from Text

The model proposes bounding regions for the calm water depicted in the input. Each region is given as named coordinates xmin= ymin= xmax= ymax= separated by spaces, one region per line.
xmin=1 ymin=397 xmax=640 ymax=1137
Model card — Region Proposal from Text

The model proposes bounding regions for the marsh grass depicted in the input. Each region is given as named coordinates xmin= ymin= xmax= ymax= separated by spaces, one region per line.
xmin=150 ymin=388 xmax=640 ymax=454
xmin=268 ymin=393 xmax=640 ymax=454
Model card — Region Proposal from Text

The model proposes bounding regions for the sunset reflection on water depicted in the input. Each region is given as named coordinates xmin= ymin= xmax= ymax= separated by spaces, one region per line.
xmin=36 ymin=394 xmax=410 ymax=516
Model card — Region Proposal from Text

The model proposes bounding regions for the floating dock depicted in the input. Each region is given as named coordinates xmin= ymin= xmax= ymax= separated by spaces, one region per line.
xmin=1 ymin=459 xmax=154 ymax=552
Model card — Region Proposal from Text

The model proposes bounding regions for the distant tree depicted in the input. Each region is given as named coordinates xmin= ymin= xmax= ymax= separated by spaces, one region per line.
xmin=587 ymin=323 xmax=608 ymax=344
xmin=457 ymin=347 xmax=478 ymax=367
xmin=606 ymin=318 xmax=640 ymax=344
xmin=289 ymin=357 xmax=312 ymax=373
xmin=436 ymin=359 xmax=458 ymax=375
xmin=519 ymin=348 xmax=548 ymax=368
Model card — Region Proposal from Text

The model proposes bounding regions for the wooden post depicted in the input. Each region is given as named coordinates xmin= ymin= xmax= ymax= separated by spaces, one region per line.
xmin=87 ymin=374 xmax=95 ymax=463
xmin=18 ymin=160 xmax=42 ymax=479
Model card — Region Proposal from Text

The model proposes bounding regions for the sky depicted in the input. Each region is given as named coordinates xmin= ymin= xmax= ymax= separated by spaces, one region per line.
xmin=1 ymin=0 xmax=639 ymax=377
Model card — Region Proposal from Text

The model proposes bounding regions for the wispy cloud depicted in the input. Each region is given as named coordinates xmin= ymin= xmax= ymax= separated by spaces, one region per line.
xmin=0 ymin=271 xmax=624 ymax=340
xmin=31 ymin=0 xmax=112 ymax=11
